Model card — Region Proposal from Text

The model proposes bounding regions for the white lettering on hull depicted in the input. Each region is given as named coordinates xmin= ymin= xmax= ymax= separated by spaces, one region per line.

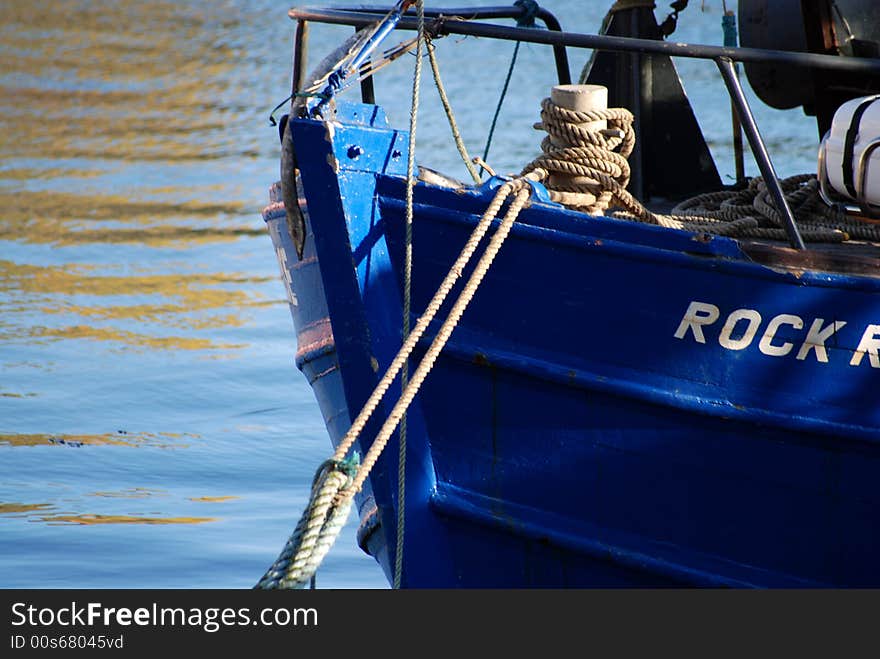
xmin=718 ymin=309 xmax=762 ymax=351
xmin=850 ymin=325 xmax=880 ymax=367
xmin=796 ymin=319 xmax=846 ymax=362
xmin=673 ymin=300 xmax=877 ymax=368
xmin=673 ymin=301 xmax=719 ymax=344
xmin=758 ymin=314 xmax=802 ymax=357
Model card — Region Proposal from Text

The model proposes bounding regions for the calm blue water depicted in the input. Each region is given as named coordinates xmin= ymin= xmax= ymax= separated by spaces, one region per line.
xmin=0 ymin=0 xmax=817 ymax=589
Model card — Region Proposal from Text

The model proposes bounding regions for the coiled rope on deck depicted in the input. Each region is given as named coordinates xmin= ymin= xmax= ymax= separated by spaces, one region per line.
xmin=523 ymin=95 xmax=880 ymax=243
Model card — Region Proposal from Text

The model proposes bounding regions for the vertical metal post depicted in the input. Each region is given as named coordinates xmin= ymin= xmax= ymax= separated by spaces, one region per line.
xmin=356 ymin=26 xmax=376 ymax=104
xmin=716 ymin=57 xmax=806 ymax=250
xmin=628 ymin=11 xmax=644 ymax=200
xmin=731 ymin=84 xmax=745 ymax=183
xmin=721 ymin=7 xmax=745 ymax=183
xmin=533 ymin=9 xmax=571 ymax=84
xmin=292 ymin=20 xmax=309 ymax=96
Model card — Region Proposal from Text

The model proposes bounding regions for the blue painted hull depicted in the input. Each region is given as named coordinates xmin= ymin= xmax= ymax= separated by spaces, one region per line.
xmin=264 ymin=102 xmax=880 ymax=587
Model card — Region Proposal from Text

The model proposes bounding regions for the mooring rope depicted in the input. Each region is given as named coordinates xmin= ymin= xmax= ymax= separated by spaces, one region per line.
xmin=329 ymin=181 xmax=525 ymax=471
xmin=426 ymin=37 xmax=481 ymax=184
xmin=396 ymin=0 xmax=425 ymax=592
xmin=257 ymin=175 xmax=537 ymax=589
xmin=522 ymin=95 xmax=880 ymax=242
xmin=347 ymin=180 xmax=534 ymax=497
xmin=254 ymin=456 xmax=359 ymax=589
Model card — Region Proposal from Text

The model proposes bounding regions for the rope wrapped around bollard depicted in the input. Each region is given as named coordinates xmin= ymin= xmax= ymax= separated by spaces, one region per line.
xmin=522 ymin=88 xmax=880 ymax=243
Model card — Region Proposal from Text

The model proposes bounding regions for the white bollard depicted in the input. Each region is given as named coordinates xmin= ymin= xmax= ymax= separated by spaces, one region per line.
xmin=548 ymin=84 xmax=608 ymax=191
xmin=550 ymin=84 xmax=608 ymax=131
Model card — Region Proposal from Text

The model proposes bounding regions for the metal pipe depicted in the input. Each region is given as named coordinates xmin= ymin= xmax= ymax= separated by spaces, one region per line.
xmin=356 ymin=26 xmax=377 ymax=104
xmin=629 ymin=11 xmax=644 ymax=199
xmin=312 ymin=1 xmax=415 ymax=116
xmin=731 ymin=88 xmax=745 ymax=183
xmin=323 ymin=5 xmax=572 ymax=83
xmin=288 ymin=6 xmax=880 ymax=75
xmin=534 ymin=7 xmax=571 ymax=84
xmin=716 ymin=57 xmax=805 ymax=250
xmin=721 ymin=10 xmax=745 ymax=183
xmin=292 ymin=20 xmax=309 ymax=96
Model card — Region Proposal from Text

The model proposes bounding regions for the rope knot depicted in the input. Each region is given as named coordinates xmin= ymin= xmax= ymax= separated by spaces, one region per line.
xmin=513 ymin=0 xmax=540 ymax=27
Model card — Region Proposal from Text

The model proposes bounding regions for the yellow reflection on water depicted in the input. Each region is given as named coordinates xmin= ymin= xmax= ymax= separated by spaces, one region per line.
xmin=0 ymin=257 xmax=275 ymax=351
xmin=189 ymin=496 xmax=239 ymax=503
xmin=0 ymin=167 xmax=103 ymax=182
xmin=0 ymin=0 xmax=279 ymax=354
xmin=2 ymin=491 xmax=228 ymax=526
xmin=0 ymin=191 xmax=257 ymax=248
xmin=26 ymin=325 xmax=241 ymax=352
xmin=2 ymin=260 xmax=270 ymax=318
xmin=88 ymin=488 xmax=164 ymax=499
xmin=0 ymin=502 xmax=53 ymax=515
xmin=39 ymin=514 xmax=216 ymax=526
xmin=0 ymin=431 xmax=196 ymax=448
xmin=0 ymin=2 xmax=249 ymax=163
xmin=0 ymin=2 xmax=276 ymax=574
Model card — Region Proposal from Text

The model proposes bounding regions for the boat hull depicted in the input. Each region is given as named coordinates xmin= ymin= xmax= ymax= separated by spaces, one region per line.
xmin=265 ymin=102 xmax=880 ymax=587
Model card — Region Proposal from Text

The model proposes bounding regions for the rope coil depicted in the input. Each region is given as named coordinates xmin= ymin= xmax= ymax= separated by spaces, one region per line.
xmin=523 ymin=95 xmax=880 ymax=243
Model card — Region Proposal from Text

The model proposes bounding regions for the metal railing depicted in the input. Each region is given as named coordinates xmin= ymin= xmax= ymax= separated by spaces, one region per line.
xmin=286 ymin=4 xmax=880 ymax=250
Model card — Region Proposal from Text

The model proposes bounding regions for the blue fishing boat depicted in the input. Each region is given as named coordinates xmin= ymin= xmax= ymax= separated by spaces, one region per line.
xmin=258 ymin=1 xmax=880 ymax=587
